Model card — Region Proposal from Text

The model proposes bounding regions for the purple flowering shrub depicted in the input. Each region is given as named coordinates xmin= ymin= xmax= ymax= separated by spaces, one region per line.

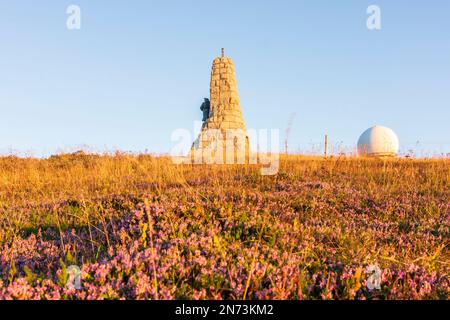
xmin=0 ymin=155 xmax=448 ymax=299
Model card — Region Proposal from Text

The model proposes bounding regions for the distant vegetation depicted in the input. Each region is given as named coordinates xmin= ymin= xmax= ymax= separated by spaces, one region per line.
xmin=0 ymin=153 xmax=448 ymax=299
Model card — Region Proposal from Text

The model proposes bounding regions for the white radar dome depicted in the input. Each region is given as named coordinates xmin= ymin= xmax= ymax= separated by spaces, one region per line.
xmin=357 ymin=125 xmax=399 ymax=157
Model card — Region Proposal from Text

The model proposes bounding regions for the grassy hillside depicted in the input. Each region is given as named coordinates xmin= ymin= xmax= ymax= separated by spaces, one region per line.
xmin=0 ymin=154 xmax=448 ymax=299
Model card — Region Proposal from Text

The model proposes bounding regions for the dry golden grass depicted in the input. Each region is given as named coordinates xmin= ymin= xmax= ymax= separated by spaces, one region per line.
xmin=0 ymin=152 xmax=448 ymax=240
xmin=0 ymin=153 xmax=448 ymax=217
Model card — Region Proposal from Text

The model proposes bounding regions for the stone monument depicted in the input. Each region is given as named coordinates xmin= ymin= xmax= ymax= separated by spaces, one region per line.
xmin=192 ymin=49 xmax=250 ymax=163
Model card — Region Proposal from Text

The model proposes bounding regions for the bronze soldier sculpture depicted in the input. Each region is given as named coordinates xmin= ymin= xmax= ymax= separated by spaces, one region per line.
xmin=200 ymin=98 xmax=210 ymax=122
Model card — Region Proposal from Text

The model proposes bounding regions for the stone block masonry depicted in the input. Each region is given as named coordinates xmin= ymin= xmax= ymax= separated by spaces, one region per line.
xmin=192 ymin=52 xmax=250 ymax=164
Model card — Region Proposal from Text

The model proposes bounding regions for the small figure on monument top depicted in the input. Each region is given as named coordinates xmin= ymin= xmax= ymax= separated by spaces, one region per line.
xmin=221 ymin=48 xmax=225 ymax=58
xmin=200 ymin=98 xmax=210 ymax=122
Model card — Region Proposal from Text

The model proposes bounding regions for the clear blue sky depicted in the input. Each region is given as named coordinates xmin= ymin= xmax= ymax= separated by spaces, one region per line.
xmin=0 ymin=0 xmax=449 ymax=157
